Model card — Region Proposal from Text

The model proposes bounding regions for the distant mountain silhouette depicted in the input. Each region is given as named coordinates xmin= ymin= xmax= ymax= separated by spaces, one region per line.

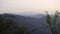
xmin=1 ymin=13 xmax=60 ymax=34
xmin=30 ymin=14 xmax=46 ymax=18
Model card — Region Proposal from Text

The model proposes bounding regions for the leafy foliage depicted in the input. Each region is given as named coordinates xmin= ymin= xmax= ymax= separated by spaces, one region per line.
xmin=46 ymin=10 xmax=60 ymax=34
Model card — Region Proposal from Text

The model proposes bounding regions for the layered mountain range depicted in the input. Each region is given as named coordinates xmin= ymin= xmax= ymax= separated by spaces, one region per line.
xmin=0 ymin=13 xmax=60 ymax=34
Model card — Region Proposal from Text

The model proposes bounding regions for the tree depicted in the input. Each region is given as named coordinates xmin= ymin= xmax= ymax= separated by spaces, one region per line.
xmin=46 ymin=10 xmax=60 ymax=34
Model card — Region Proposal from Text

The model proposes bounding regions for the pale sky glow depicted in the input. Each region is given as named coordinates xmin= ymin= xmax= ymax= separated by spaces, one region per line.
xmin=0 ymin=0 xmax=60 ymax=15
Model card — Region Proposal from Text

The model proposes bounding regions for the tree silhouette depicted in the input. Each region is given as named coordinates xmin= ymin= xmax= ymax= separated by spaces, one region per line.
xmin=46 ymin=10 xmax=60 ymax=34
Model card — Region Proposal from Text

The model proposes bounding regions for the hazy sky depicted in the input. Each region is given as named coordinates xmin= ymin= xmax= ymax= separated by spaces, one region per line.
xmin=0 ymin=0 xmax=60 ymax=15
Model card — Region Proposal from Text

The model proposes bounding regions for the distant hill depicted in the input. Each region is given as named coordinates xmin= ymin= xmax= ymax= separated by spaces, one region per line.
xmin=30 ymin=14 xmax=46 ymax=18
xmin=1 ymin=13 xmax=60 ymax=34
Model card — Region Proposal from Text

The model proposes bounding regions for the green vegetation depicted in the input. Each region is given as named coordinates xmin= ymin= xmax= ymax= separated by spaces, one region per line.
xmin=46 ymin=10 xmax=60 ymax=34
